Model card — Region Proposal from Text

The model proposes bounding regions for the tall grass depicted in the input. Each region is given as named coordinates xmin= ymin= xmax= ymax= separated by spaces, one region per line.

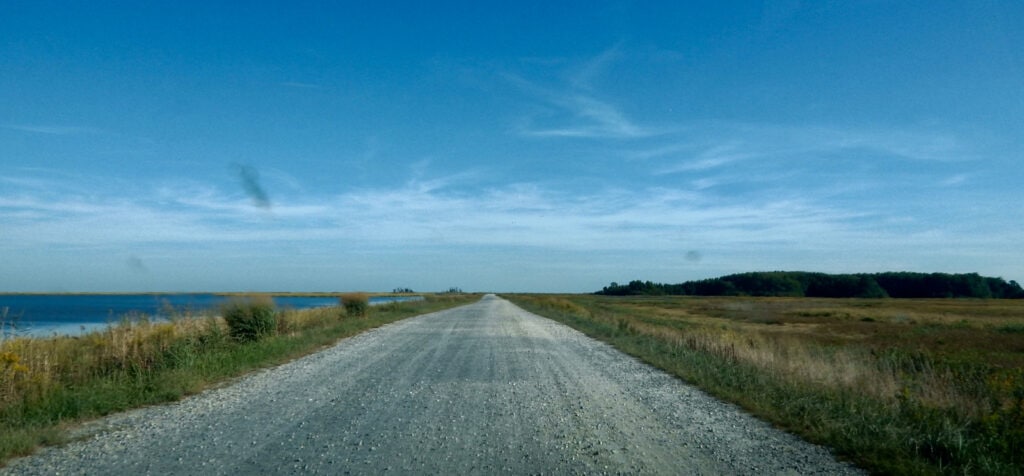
xmin=221 ymin=295 xmax=278 ymax=342
xmin=506 ymin=294 xmax=1024 ymax=475
xmin=0 ymin=293 xmax=477 ymax=465
xmin=338 ymin=292 xmax=369 ymax=317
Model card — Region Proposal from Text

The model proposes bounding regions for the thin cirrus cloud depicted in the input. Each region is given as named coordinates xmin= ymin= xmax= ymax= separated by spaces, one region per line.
xmin=511 ymin=87 xmax=657 ymax=139
xmin=279 ymin=81 xmax=323 ymax=89
xmin=1 ymin=124 xmax=104 ymax=136
xmin=625 ymin=122 xmax=975 ymax=181
xmin=2 ymin=167 xmax=1016 ymax=289
xmin=504 ymin=60 xmax=661 ymax=140
xmin=653 ymin=144 xmax=753 ymax=174
xmin=505 ymin=46 xmax=971 ymax=169
xmin=939 ymin=174 xmax=970 ymax=187
xmin=0 ymin=170 xmax=866 ymax=253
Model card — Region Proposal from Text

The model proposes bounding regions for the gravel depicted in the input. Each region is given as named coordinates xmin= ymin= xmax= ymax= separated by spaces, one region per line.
xmin=3 ymin=295 xmax=864 ymax=475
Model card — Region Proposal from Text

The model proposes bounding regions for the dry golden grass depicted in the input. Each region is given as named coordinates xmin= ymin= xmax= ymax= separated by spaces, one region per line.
xmin=0 ymin=301 xmax=373 ymax=407
xmin=0 ymin=316 xmax=219 ymax=407
xmin=575 ymin=296 xmax=1024 ymax=417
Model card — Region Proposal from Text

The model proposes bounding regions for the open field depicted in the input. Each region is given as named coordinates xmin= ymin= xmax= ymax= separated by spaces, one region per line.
xmin=504 ymin=294 xmax=1024 ymax=475
xmin=0 ymin=293 xmax=477 ymax=465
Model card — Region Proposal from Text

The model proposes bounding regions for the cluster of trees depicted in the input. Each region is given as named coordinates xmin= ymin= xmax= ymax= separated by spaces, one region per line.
xmin=596 ymin=272 xmax=1024 ymax=299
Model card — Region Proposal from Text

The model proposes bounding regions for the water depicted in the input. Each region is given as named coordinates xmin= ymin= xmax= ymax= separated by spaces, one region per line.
xmin=0 ymin=294 xmax=422 ymax=338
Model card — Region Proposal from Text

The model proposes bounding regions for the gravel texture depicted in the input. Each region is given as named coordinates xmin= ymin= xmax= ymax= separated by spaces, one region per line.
xmin=3 ymin=295 xmax=864 ymax=475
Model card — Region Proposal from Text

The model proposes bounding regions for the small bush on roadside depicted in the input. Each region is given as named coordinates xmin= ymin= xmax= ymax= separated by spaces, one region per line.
xmin=221 ymin=296 xmax=277 ymax=342
xmin=339 ymin=293 xmax=369 ymax=317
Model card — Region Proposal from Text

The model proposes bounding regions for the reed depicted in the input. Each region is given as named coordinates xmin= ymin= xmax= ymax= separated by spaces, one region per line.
xmin=221 ymin=295 xmax=278 ymax=342
xmin=338 ymin=292 xmax=370 ymax=317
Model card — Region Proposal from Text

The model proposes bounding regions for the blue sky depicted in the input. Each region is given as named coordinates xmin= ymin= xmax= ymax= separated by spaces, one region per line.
xmin=1 ymin=1 xmax=1022 ymax=292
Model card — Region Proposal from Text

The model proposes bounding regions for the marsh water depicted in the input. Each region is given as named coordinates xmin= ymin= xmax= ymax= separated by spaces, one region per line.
xmin=0 ymin=294 xmax=421 ymax=337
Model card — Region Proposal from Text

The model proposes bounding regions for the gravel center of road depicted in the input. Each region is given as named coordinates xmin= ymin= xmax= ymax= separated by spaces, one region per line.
xmin=3 ymin=295 xmax=862 ymax=475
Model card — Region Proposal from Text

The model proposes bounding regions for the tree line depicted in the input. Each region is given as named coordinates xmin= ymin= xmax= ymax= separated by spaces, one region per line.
xmin=596 ymin=272 xmax=1024 ymax=299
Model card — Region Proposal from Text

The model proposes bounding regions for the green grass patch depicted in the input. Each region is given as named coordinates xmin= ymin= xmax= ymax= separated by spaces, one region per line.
xmin=996 ymin=324 xmax=1024 ymax=334
xmin=0 ymin=293 xmax=477 ymax=465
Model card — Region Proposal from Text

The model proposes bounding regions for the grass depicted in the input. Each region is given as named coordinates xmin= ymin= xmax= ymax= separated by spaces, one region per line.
xmin=222 ymin=295 xmax=278 ymax=342
xmin=503 ymin=294 xmax=1024 ymax=475
xmin=0 ymin=293 xmax=477 ymax=466
xmin=338 ymin=292 xmax=370 ymax=317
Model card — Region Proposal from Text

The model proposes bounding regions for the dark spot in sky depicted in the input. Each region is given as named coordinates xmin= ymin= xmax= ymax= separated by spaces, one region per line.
xmin=685 ymin=250 xmax=702 ymax=262
xmin=127 ymin=255 xmax=148 ymax=273
xmin=234 ymin=164 xmax=271 ymax=209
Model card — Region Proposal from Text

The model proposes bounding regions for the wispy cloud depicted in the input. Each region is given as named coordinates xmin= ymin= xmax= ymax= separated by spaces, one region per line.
xmin=939 ymin=174 xmax=970 ymax=186
xmin=2 ymin=168 xmax=1021 ymax=288
xmin=279 ymin=81 xmax=323 ymax=89
xmin=506 ymin=47 xmax=661 ymax=140
xmin=2 ymin=124 xmax=103 ymax=136
xmin=634 ymin=122 xmax=976 ymax=183
xmin=512 ymin=89 xmax=659 ymax=139
xmin=654 ymin=143 xmax=753 ymax=174
xmin=567 ymin=43 xmax=624 ymax=91
xmin=0 ymin=171 xmax=894 ymax=253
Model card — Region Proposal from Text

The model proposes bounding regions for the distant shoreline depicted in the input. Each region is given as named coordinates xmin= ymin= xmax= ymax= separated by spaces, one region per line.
xmin=0 ymin=292 xmax=421 ymax=297
xmin=1 ymin=294 xmax=425 ymax=338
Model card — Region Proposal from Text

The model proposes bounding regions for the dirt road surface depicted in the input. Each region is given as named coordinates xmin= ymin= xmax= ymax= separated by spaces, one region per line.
xmin=3 ymin=295 xmax=862 ymax=475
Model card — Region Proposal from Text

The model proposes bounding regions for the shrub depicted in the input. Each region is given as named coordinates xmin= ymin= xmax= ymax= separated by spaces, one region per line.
xmin=221 ymin=296 xmax=277 ymax=342
xmin=339 ymin=293 xmax=369 ymax=317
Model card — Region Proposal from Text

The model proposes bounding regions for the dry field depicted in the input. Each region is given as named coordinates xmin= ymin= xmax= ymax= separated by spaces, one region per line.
xmin=507 ymin=294 xmax=1024 ymax=475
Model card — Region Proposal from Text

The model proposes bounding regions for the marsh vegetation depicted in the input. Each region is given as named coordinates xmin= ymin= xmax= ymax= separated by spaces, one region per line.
xmin=0 ymin=293 xmax=476 ymax=465
xmin=506 ymin=294 xmax=1024 ymax=475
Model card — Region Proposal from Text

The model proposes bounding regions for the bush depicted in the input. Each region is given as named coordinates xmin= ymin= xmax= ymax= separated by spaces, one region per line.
xmin=339 ymin=293 xmax=369 ymax=317
xmin=221 ymin=296 xmax=277 ymax=342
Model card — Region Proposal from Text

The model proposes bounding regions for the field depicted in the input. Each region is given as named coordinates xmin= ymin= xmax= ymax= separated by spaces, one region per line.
xmin=0 ymin=293 xmax=477 ymax=465
xmin=505 ymin=294 xmax=1024 ymax=475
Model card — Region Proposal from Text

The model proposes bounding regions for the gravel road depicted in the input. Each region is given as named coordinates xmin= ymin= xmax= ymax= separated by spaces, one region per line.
xmin=3 ymin=295 xmax=863 ymax=475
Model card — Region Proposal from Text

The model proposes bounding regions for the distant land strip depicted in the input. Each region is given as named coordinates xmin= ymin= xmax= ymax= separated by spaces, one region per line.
xmin=597 ymin=271 xmax=1024 ymax=299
